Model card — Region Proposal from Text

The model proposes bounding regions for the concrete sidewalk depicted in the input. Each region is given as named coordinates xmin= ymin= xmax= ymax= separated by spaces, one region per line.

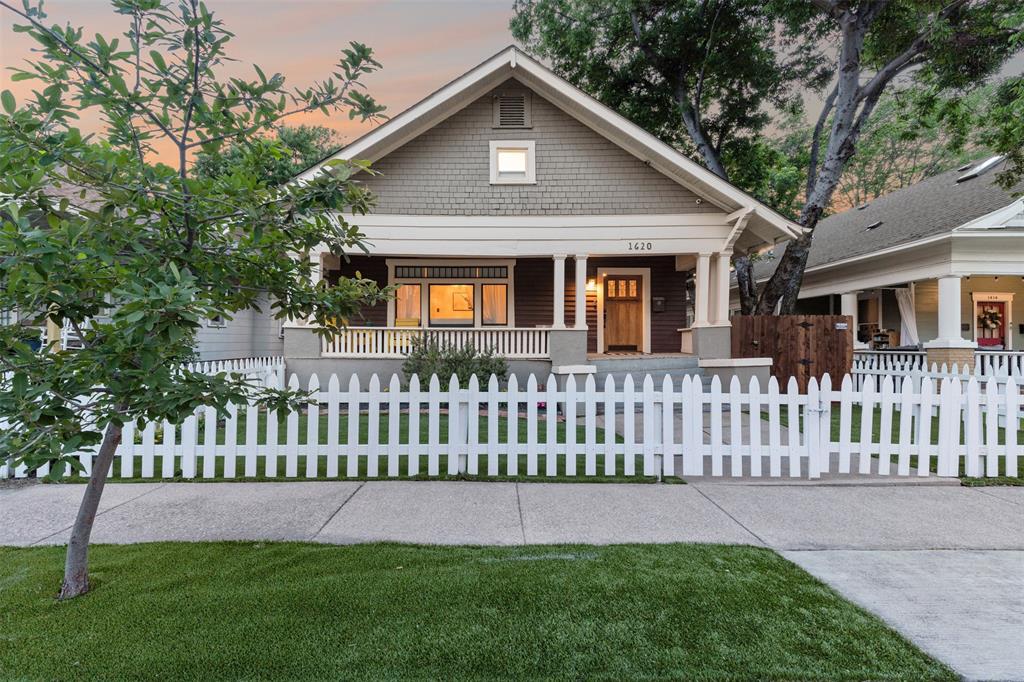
xmin=3 ymin=480 xmax=1022 ymax=681
xmin=2 ymin=479 xmax=1021 ymax=549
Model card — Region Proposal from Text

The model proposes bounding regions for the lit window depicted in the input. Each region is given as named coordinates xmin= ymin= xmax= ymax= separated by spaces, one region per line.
xmin=395 ymin=284 xmax=421 ymax=327
xmin=481 ymin=284 xmax=507 ymax=326
xmin=497 ymin=148 xmax=527 ymax=175
xmin=429 ymin=284 xmax=474 ymax=327
xmin=489 ymin=140 xmax=536 ymax=184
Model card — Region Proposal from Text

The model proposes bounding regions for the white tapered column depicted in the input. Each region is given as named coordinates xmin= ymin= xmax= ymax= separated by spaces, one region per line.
xmin=840 ymin=292 xmax=867 ymax=349
xmin=574 ymin=255 xmax=588 ymax=330
xmin=693 ymin=253 xmax=711 ymax=327
xmin=552 ymin=254 xmax=566 ymax=329
xmin=711 ymin=252 xmax=731 ymax=325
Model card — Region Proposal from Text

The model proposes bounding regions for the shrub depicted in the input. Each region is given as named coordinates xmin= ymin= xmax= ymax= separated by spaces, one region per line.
xmin=401 ymin=336 xmax=509 ymax=386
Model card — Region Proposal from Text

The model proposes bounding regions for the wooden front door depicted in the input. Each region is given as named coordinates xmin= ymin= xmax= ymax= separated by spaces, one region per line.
xmin=604 ymin=275 xmax=643 ymax=352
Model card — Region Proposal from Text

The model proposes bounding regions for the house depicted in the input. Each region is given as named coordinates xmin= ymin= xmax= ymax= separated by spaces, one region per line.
xmin=741 ymin=156 xmax=1024 ymax=371
xmin=281 ymin=46 xmax=799 ymax=383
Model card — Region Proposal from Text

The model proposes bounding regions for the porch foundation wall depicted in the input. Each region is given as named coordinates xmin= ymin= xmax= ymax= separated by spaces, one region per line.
xmin=925 ymin=346 xmax=976 ymax=372
xmin=691 ymin=325 xmax=731 ymax=360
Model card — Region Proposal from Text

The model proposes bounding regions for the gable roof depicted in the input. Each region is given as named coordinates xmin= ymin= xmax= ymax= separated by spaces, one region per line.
xmin=752 ymin=156 xmax=1024 ymax=280
xmin=296 ymin=45 xmax=801 ymax=249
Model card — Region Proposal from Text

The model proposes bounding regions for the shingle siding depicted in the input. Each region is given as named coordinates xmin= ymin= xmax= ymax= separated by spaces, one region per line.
xmin=358 ymin=79 xmax=711 ymax=216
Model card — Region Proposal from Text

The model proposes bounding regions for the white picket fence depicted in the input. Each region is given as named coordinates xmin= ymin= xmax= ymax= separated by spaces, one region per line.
xmin=853 ymin=355 xmax=1024 ymax=393
xmin=5 ymin=370 xmax=1020 ymax=481
xmin=186 ymin=356 xmax=285 ymax=384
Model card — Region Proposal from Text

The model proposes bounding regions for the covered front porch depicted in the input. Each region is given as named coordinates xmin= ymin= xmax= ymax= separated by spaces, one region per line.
xmin=278 ymin=210 xmax=795 ymax=383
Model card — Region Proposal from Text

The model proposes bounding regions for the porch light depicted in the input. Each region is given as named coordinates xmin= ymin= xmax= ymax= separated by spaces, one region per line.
xmin=586 ymin=277 xmax=597 ymax=291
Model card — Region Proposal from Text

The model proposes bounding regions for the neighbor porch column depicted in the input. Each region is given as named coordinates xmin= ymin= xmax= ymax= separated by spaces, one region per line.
xmin=573 ymin=255 xmax=588 ymax=330
xmin=552 ymin=254 xmax=566 ymax=329
xmin=840 ymin=292 xmax=867 ymax=350
xmin=924 ymin=275 xmax=976 ymax=370
xmin=711 ymin=252 xmax=731 ymax=325
xmin=693 ymin=253 xmax=711 ymax=327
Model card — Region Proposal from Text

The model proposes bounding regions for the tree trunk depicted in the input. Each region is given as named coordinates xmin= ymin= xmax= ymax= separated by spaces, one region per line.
xmin=58 ymin=421 xmax=123 ymax=600
xmin=733 ymin=255 xmax=757 ymax=315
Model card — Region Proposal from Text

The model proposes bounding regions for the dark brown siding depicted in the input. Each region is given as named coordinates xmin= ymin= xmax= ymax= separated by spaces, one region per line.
xmin=516 ymin=256 xmax=689 ymax=354
xmin=325 ymin=255 xmax=388 ymax=326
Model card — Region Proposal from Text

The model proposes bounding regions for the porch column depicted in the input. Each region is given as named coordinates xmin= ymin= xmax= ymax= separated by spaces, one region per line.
xmin=693 ymin=253 xmax=711 ymax=327
xmin=840 ymin=292 xmax=867 ymax=350
xmin=552 ymin=254 xmax=566 ymax=329
xmin=924 ymin=275 xmax=976 ymax=370
xmin=573 ymin=255 xmax=588 ymax=330
xmin=711 ymin=252 xmax=731 ymax=325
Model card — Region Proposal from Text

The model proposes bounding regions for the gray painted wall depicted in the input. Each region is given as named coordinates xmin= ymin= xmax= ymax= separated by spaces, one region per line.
xmin=358 ymin=79 xmax=714 ymax=216
xmin=195 ymin=293 xmax=283 ymax=361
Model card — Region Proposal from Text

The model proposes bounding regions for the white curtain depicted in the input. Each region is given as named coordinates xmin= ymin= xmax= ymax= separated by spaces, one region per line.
xmin=894 ymin=287 xmax=920 ymax=347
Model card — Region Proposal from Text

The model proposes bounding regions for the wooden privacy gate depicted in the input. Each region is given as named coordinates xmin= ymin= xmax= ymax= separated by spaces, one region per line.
xmin=732 ymin=315 xmax=853 ymax=391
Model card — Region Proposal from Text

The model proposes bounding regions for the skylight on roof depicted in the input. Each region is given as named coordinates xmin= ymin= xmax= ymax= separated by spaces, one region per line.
xmin=957 ymin=155 xmax=1003 ymax=183
xmin=857 ymin=203 xmax=869 ymax=210
xmin=865 ymin=220 xmax=883 ymax=230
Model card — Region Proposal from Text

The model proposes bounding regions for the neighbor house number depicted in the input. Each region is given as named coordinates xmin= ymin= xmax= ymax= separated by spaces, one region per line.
xmin=627 ymin=241 xmax=654 ymax=251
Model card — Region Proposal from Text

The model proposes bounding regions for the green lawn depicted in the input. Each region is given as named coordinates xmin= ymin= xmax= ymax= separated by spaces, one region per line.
xmin=0 ymin=542 xmax=954 ymax=681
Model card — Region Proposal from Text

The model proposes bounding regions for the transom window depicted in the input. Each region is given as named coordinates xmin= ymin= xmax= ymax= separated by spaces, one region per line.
xmin=489 ymin=140 xmax=536 ymax=185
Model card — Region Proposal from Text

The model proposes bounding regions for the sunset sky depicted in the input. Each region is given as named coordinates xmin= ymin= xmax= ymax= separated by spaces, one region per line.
xmin=2 ymin=1 xmax=1022 ymax=164
xmin=0 ymin=0 xmax=518 ymax=153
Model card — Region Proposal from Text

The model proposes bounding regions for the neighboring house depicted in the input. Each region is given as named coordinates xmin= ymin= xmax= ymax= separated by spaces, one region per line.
xmin=283 ymin=46 xmax=799 ymax=383
xmin=740 ymin=156 xmax=1024 ymax=370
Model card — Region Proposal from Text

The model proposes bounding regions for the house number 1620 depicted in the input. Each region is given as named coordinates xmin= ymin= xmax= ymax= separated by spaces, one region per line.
xmin=627 ymin=241 xmax=653 ymax=251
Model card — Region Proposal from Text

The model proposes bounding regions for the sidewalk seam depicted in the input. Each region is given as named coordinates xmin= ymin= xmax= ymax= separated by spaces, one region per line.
xmin=968 ymin=486 xmax=1024 ymax=507
xmin=29 ymin=482 xmax=169 ymax=546
xmin=310 ymin=482 xmax=364 ymax=540
xmin=691 ymin=485 xmax=770 ymax=548
xmin=514 ymin=483 xmax=527 ymax=545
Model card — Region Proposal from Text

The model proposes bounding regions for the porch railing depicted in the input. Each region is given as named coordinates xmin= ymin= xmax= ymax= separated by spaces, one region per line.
xmin=322 ymin=327 xmax=551 ymax=359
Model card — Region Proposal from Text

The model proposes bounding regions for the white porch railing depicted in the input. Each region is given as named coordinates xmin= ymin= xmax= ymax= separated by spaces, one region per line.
xmin=976 ymin=350 xmax=1024 ymax=377
xmin=322 ymin=327 xmax=551 ymax=359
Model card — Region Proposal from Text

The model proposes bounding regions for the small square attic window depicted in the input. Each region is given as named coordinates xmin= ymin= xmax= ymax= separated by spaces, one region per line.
xmin=493 ymin=91 xmax=531 ymax=128
xmin=489 ymin=140 xmax=536 ymax=184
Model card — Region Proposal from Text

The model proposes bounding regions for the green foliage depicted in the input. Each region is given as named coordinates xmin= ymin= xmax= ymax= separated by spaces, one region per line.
xmin=0 ymin=0 xmax=389 ymax=478
xmin=511 ymin=0 xmax=822 ymax=185
xmin=194 ymin=124 xmax=342 ymax=185
xmin=401 ymin=337 xmax=509 ymax=387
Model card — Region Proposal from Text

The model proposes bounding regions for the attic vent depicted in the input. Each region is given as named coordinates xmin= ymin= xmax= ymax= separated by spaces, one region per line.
xmin=865 ymin=220 xmax=883 ymax=230
xmin=957 ymin=155 xmax=1003 ymax=183
xmin=493 ymin=91 xmax=531 ymax=128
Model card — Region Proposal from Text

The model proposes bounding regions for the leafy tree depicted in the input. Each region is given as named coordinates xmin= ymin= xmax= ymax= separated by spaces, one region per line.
xmin=0 ymin=0 xmax=388 ymax=599
xmin=513 ymin=0 xmax=1023 ymax=313
xmin=830 ymin=87 xmax=987 ymax=209
xmin=194 ymin=124 xmax=342 ymax=185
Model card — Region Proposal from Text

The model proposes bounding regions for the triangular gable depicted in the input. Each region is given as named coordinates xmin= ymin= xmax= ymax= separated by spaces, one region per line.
xmin=297 ymin=45 xmax=801 ymax=247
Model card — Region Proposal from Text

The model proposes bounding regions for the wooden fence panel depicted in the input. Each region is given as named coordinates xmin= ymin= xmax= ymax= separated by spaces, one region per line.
xmin=732 ymin=315 xmax=853 ymax=391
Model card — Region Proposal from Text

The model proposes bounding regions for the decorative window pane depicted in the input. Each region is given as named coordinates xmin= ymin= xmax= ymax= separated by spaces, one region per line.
xmin=395 ymin=284 xmax=421 ymax=327
xmin=429 ymin=284 xmax=474 ymax=327
xmin=481 ymin=284 xmax=507 ymax=326
xmin=395 ymin=266 xmax=422 ymax=279
xmin=629 ymin=280 xmax=637 ymax=297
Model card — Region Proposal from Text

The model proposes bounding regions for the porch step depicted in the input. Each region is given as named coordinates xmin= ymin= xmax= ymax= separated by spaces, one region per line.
xmin=590 ymin=355 xmax=705 ymax=388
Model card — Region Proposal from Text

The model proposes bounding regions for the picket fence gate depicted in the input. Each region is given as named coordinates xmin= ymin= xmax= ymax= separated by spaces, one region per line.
xmin=5 ymin=370 xmax=1020 ymax=481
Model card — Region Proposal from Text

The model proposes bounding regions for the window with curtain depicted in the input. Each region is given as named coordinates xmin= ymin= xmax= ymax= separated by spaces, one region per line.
xmin=481 ymin=284 xmax=507 ymax=325
xmin=395 ymin=284 xmax=421 ymax=327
